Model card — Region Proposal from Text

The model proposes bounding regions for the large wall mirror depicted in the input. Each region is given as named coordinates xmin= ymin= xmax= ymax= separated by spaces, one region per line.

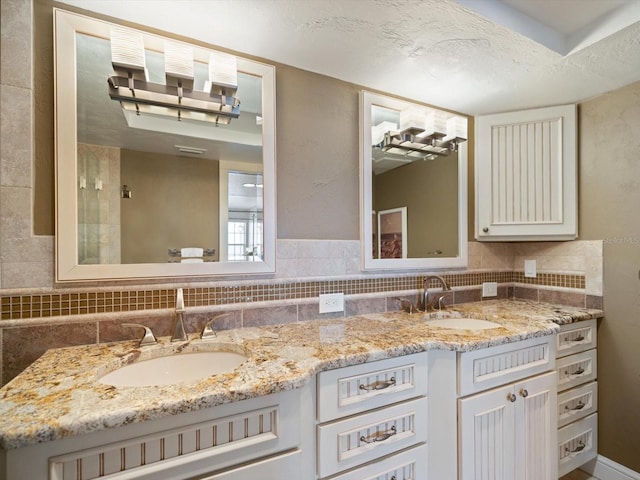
xmin=360 ymin=91 xmax=468 ymax=270
xmin=54 ymin=10 xmax=276 ymax=281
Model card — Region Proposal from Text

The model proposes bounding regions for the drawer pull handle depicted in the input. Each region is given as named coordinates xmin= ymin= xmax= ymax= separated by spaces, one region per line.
xmin=507 ymin=393 xmax=517 ymax=403
xmin=571 ymin=335 xmax=585 ymax=342
xmin=359 ymin=377 xmax=396 ymax=391
xmin=360 ymin=425 xmax=396 ymax=444
xmin=566 ymin=367 xmax=585 ymax=376
xmin=566 ymin=441 xmax=586 ymax=454
xmin=567 ymin=401 xmax=586 ymax=411
xmin=520 ymin=388 xmax=529 ymax=398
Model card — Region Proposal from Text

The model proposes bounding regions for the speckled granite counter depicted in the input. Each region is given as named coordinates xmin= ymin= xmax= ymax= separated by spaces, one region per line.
xmin=0 ymin=299 xmax=602 ymax=450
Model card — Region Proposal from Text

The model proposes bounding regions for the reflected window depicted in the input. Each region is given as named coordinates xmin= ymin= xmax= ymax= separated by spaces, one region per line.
xmin=227 ymin=217 xmax=263 ymax=262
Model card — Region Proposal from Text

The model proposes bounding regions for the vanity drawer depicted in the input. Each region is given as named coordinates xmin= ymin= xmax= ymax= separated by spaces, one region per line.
xmin=458 ymin=336 xmax=555 ymax=396
xmin=328 ymin=443 xmax=427 ymax=480
xmin=556 ymin=319 xmax=597 ymax=358
xmin=317 ymin=352 xmax=428 ymax=423
xmin=557 ymin=349 xmax=597 ymax=392
xmin=558 ymin=413 xmax=598 ymax=477
xmin=317 ymin=396 xmax=428 ymax=478
xmin=558 ymin=381 xmax=598 ymax=427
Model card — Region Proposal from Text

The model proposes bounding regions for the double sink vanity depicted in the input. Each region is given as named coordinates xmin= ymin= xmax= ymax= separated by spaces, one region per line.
xmin=0 ymin=299 xmax=602 ymax=480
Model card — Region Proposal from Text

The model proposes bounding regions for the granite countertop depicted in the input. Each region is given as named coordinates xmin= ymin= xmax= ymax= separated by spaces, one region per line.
xmin=0 ymin=299 xmax=602 ymax=450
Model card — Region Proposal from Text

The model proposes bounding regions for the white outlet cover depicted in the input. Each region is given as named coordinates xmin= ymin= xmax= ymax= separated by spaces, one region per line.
xmin=319 ymin=293 xmax=344 ymax=314
xmin=482 ymin=282 xmax=498 ymax=297
xmin=524 ymin=259 xmax=537 ymax=278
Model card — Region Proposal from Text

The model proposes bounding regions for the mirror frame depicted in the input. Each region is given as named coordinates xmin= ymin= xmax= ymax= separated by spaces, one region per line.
xmin=360 ymin=90 xmax=468 ymax=270
xmin=54 ymin=9 xmax=276 ymax=281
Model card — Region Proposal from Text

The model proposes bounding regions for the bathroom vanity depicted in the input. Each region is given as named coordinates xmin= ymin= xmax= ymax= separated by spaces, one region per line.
xmin=0 ymin=300 xmax=602 ymax=479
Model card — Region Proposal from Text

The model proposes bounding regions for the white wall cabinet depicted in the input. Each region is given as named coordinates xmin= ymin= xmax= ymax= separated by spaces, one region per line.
xmin=475 ymin=104 xmax=577 ymax=241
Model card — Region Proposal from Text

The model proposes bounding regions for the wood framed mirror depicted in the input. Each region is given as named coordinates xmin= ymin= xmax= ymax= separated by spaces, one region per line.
xmin=54 ymin=9 xmax=276 ymax=281
xmin=360 ymin=91 xmax=468 ymax=270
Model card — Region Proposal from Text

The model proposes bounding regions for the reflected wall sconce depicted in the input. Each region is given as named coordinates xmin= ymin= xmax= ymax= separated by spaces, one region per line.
xmin=107 ymin=27 xmax=240 ymax=125
xmin=373 ymin=107 xmax=467 ymax=160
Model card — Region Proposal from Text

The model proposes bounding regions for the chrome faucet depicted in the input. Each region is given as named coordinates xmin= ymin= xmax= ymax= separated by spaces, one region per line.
xmin=422 ymin=275 xmax=451 ymax=312
xmin=171 ymin=288 xmax=188 ymax=342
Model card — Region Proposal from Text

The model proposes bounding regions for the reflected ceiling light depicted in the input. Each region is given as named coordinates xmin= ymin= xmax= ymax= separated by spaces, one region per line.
xmin=175 ymin=145 xmax=207 ymax=154
xmin=242 ymin=183 xmax=264 ymax=188
xmin=373 ymin=107 xmax=467 ymax=160
xmin=108 ymin=27 xmax=240 ymax=125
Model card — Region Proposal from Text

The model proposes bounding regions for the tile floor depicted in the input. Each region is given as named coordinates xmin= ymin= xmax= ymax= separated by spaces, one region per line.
xmin=560 ymin=469 xmax=599 ymax=480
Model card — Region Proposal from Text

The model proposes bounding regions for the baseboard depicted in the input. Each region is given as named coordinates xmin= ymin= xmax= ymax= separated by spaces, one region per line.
xmin=581 ymin=455 xmax=640 ymax=480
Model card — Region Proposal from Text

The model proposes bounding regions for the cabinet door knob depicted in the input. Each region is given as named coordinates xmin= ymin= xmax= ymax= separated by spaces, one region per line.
xmin=520 ymin=388 xmax=529 ymax=398
xmin=483 ymin=227 xmax=489 ymax=233
xmin=507 ymin=393 xmax=517 ymax=403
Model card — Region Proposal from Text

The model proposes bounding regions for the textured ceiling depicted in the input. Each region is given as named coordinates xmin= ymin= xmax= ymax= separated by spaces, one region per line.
xmin=59 ymin=0 xmax=640 ymax=115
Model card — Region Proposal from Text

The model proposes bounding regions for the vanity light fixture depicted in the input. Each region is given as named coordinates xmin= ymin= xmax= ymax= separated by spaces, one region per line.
xmin=242 ymin=183 xmax=264 ymax=188
xmin=373 ymin=107 xmax=467 ymax=160
xmin=107 ymin=27 xmax=241 ymax=126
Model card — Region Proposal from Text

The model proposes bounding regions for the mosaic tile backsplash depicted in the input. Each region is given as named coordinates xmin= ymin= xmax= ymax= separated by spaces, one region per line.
xmin=1 ymin=271 xmax=584 ymax=321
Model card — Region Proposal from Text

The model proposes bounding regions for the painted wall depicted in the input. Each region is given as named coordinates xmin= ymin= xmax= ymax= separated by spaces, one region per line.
xmin=120 ymin=150 xmax=219 ymax=263
xmin=579 ymin=81 xmax=640 ymax=472
xmin=374 ymin=154 xmax=458 ymax=258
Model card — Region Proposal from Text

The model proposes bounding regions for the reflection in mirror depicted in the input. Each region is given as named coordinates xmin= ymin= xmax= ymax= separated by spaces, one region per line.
xmin=55 ymin=10 xmax=276 ymax=281
xmin=360 ymin=91 xmax=468 ymax=270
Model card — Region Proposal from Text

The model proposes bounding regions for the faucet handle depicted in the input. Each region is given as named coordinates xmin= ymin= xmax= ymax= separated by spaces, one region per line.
xmin=201 ymin=313 xmax=233 ymax=339
xmin=122 ymin=323 xmax=158 ymax=346
xmin=395 ymin=298 xmax=415 ymax=314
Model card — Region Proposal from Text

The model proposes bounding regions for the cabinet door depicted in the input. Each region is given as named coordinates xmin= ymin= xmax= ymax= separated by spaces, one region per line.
xmin=514 ymin=371 xmax=557 ymax=480
xmin=476 ymin=104 xmax=577 ymax=241
xmin=459 ymin=384 xmax=515 ymax=480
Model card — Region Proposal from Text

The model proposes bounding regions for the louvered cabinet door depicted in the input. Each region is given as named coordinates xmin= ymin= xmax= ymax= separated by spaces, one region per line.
xmin=476 ymin=104 xmax=577 ymax=241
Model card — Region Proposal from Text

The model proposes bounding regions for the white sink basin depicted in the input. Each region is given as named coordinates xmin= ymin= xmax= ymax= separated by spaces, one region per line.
xmin=99 ymin=351 xmax=248 ymax=387
xmin=424 ymin=318 xmax=501 ymax=330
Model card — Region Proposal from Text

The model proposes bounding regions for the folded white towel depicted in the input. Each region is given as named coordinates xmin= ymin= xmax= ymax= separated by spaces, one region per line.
xmin=181 ymin=258 xmax=204 ymax=263
xmin=181 ymin=247 xmax=203 ymax=258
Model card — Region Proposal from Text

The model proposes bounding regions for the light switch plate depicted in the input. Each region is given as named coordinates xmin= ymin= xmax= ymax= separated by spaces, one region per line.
xmin=319 ymin=293 xmax=344 ymax=313
xmin=482 ymin=282 xmax=498 ymax=297
xmin=524 ymin=259 xmax=537 ymax=278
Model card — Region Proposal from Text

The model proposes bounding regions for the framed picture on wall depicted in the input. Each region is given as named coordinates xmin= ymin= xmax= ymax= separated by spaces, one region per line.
xmin=377 ymin=207 xmax=407 ymax=259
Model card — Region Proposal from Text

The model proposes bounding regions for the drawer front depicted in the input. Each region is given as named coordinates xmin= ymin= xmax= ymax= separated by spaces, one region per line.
xmin=557 ymin=349 xmax=597 ymax=392
xmin=317 ymin=397 xmax=428 ymax=478
xmin=558 ymin=413 xmax=598 ymax=477
xmin=458 ymin=336 xmax=555 ymax=396
xmin=558 ymin=381 xmax=598 ymax=427
xmin=329 ymin=443 xmax=428 ymax=480
xmin=49 ymin=402 xmax=299 ymax=480
xmin=201 ymin=449 xmax=301 ymax=479
xmin=557 ymin=319 xmax=597 ymax=358
xmin=317 ymin=352 xmax=428 ymax=423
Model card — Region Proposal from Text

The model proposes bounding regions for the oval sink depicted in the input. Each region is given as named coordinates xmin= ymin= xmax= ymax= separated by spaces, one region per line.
xmin=99 ymin=351 xmax=248 ymax=387
xmin=424 ymin=318 xmax=501 ymax=330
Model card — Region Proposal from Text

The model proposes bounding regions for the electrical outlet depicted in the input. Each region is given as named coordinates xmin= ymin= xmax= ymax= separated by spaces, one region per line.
xmin=524 ymin=259 xmax=537 ymax=278
xmin=319 ymin=293 xmax=344 ymax=314
xmin=482 ymin=282 xmax=498 ymax=297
